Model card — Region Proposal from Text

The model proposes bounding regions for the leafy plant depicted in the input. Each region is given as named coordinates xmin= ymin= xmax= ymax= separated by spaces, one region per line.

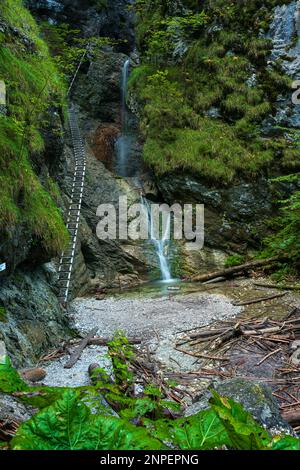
xmin=10 ymin=390 xmax=164 ymax=450
xmin=209 ymin=391 xmax=270 ymax=450
xmin=8 ymin=387 xmax=300 ymax=451
xmin=0 ymin=306 xmax=7 ymax=322
xmin=0 ymin=357 xmax=28 ymax=394
xmin=89 ymin=332 xmax=180 ymax=420
xmin=225 ymin=255 xmax=246 ymax=268
xmin=107 ymin=331 xmax=134 ymax=388
xmin=130 ymin=0 xmax=293 ymax=184
xmin=146 ymin=408 xmax=230 ymax=450
xmin=2 ymin=354 xmax=300 ymax=450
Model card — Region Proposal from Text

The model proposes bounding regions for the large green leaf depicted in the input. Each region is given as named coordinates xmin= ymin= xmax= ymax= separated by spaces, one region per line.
xmin=146 ymin=408 xmax=231 ymax=450
xmin=271 ymin=436 xmax=300 ymax=451
xmin=209 ymin=390 xmax=271 ymax=450
xmin=14 ymin=386 xmax=68 ymax=409
xmin=0 ymin=357 xmax=28 ymax=393
xmin=11 ymin=390 xmax=164 ymax=450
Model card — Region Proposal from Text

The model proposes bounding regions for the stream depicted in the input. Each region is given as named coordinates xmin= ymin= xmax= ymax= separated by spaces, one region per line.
xmin=115 ymin=59 xmax=173 ymax=282
xmin=38 ymin=56 xmax=299 ymax=405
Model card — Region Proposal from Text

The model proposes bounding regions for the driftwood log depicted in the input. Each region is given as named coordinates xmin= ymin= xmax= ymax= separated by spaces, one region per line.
xmin=233 ymin=292 xmax=288 ymax=307
xmin=254 ymin=282 xmax=300 ymax=291
xmin=188 ymin=257 xmax=279 ymax=283
xmin=281 ymin=409 xmax=300 ymax=426
xmin=64 ymin=327 xmax=98 ymax=369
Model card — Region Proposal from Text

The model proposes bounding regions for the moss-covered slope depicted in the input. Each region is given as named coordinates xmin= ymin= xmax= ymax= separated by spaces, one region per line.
xmin=130 ymin=0 xmax=297 ymax=184
xmin=0 ymin=0 xmax=69 ymax=260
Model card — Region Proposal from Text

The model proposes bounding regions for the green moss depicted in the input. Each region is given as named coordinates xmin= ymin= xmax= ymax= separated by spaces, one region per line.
xmin=0 ymin=0 xmax=69 ymax=255
xmin=143 ymin=121 xmax=274 ymax=183
xmin=225 ymin=255 xmax=246 ymax=268
xmin=131 ymin=0 xmax=294 ymax=184
xmin=0 ymin=306 xmax=7 ymax=323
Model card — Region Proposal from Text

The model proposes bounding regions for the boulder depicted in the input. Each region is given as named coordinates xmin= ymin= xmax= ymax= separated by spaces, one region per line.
xmin=0 ymin=393 xmax=36 ymax=423
xmin=21 ymin=368 xmax=47 ymax=383
xmin=0 ymin=341 xmax=7 ymax=365
xmin=0 ymin=268 xmax=73 ymax=367
xmin=185 ymin=378 xmax=292 ymax=435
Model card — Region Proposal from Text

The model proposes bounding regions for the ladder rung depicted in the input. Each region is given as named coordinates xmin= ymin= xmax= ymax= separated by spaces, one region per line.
xmin=58 ymin=107 xmax=87 ymax=305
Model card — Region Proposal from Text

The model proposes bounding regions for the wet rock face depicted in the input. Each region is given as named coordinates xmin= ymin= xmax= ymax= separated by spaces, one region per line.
xmin=0 ymin=267 xmax=73 ymax=367
xmin=268 ymin=1 xmax=300 ymax=77
xmin=266 ymin=1 xmax=300 ymax=129
xmin=185 ymin=378 xmax=292 ymax=435
xmin=26 ymin=0 xmax=135 ymax=52
xmin=156 ymin=173 xmax=273 ymax=251
xmin=0 ymin=393 xmax=36 ymax=423
xmin=74 ymin=52 xmax=128 ymax=122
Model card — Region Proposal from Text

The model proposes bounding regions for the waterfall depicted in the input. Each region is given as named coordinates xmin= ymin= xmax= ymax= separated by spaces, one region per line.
xmin=115 ymin=59 xmax=134 ymax=177
xmin=116 ymin=58 xmax=173 ymax=281
xmin=121 ymin=59 xmax=130 ymax=132
xmin=141 ymin=197 xmax=172 ymax=282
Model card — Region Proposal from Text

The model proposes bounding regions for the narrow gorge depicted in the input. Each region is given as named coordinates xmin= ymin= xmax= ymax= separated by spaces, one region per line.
xmin=1 ymin=0 xmax=300 ymax=454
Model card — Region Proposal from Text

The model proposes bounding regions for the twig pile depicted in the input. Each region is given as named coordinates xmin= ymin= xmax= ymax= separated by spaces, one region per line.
xmin=173 ymin=309 xmax=300 ymax=428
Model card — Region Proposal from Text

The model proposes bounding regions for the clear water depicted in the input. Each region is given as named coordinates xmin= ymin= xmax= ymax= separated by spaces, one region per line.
xmin=115 ymin=59 xmax=173 ymax=281
xmin=141 ymin=196 xmax=173 ymax=282
xmin=114 ymin=59 xmax=138 ymax=177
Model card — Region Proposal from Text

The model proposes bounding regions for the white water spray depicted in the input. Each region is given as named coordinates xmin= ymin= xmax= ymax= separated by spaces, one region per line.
xmin=116 ymin=58 xmax=173 ymax=281
xmin=141 ymin=197 xmax=172 ymax=282
xmin=115 ymin=59 xmax=134 ymax=176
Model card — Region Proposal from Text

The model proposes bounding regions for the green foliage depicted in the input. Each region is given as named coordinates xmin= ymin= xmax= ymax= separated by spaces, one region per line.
xmin=40 ymin=22 xmax=85 ymax=79
xmin=90 ymin=332 xmax=180 ymax=421
xmin=14 ymin=386 xmax=70 ymax=410
xmin=2 ymin=347 xmax=300 ymax=451
xmin=130 ymin=0 xmax=294 ymax=183
xmin=147 ymin=408 xmax=231 ymax=450
xmin=262 ymin=188 xmax=300 ymax=265
xmin=11 ymin=390 xmax=164 ymax=450
xmin=271 ymin=436 xmax=300 ymax=450
xmin=8 ymin=386 xmax=300 ymax=451
xmin=209 ymin=391 xmax=270 ymax=450
xmin=142 ymin=122 xmax=273 ymax=183
xmin=107 ymin=331 xmax=134 ymax=387
xmin=0 ymin=0 xmax=69 ymax=254
xmin=0 ymin=357 xmax=28 ymax=394
xmin=90 ymin=0 xmax=108 ymax=12
xmin=41 ymin=21 xmax=116 ymax=82
xmin=0 ymin=306 xmax=7 ymax=322
xmin=225 ymin=255 xmax=246 ymax=268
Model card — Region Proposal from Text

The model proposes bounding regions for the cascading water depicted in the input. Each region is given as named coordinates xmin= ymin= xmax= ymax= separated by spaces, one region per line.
xmin=115 ymin=59 xmax=136 ymax=177
xmin=141 ymin=197 xmax=172 ymax=282
xmin=116 ymin=58 xmax=173 ymax=281
xmin=121 ymin=59 xmax=130 ymax=131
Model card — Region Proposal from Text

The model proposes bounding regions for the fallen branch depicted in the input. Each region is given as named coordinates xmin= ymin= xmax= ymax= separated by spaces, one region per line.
xmin=256 ymin=348 xmax=282 ymax=366
xmin=281 ymin=409 xmax=300 ymax=426
xmin=254 ymin=282 xmax=300 ymax=291
xmin=284 ymin=307 xmax=300 ymax=321
xmin=233 ymin=292 xmax=288 ymax=307
xmin=64 ymin=327 xmax=98 ymax=369
xmin=242 ymin=326 xmax=283 ymax=336
xmin=188 ymin=257 xmax=280 ymax=283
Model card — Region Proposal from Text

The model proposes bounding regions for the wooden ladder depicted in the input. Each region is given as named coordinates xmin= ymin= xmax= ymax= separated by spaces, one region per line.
xmin=58 ymin=106 xmax=86 ymax=305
